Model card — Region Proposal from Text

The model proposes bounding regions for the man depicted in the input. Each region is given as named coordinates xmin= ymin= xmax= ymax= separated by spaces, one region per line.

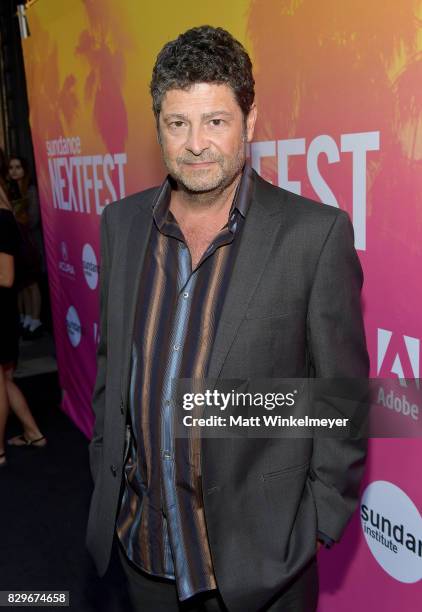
xmin=86 ymin=25 xmax=369 ymax=612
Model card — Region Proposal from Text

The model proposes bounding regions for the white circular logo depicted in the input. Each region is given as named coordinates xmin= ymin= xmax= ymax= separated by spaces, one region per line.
xmin=82 ymin=243 xmax=99 ymax=290
xmin=361 ymin=480 xmax=422 ymax=583
xmin=66 ymin=305 xmax=82 ymax=347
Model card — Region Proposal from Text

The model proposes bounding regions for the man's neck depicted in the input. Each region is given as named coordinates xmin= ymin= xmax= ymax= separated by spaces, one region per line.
xmin=169 ymin=173 xmax=242 ymax=225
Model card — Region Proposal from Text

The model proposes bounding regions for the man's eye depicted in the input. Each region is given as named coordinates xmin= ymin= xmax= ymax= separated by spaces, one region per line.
xmin=170 ymin=121 xmax=185 ymax=128
xmin=210 ymin=119 xmax=223 ymax=126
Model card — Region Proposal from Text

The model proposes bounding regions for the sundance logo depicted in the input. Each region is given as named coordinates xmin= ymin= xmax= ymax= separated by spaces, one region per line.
xmin=66 ymin=305 xmax=82 ymax=347
xmin=377 ymin=329 xmax=420 ymax=387
xmin=58 ymin=240 xmax=75 ymax=277
xmin=361 ymin=480 xmax=422 ymax=583
xmin=82 ymin=243 xmax=99 ymax=290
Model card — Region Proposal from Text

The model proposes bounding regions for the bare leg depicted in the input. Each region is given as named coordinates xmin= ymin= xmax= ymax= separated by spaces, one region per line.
xmin=28 ymin=283 xmax=42 ymax=320
xmin=0 ymin=367 xmax=9 ymax=464
xmin=5 ymin=368 xmax=46 ymax=446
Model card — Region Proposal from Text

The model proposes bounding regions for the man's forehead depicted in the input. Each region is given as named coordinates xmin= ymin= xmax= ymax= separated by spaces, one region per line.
xmin=160 ymin=82 xmax=239 ymax=113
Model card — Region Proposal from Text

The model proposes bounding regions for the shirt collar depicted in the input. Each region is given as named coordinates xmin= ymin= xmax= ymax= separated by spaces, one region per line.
xmin=152 ymin=163 xmax=253 ymax=232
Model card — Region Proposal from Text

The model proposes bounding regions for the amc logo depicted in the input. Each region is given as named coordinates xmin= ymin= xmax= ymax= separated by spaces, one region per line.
xmin=61 ymin=241 xmax=68 ymax=261
xmin=377 ymin=329 xmax=420 ymax=387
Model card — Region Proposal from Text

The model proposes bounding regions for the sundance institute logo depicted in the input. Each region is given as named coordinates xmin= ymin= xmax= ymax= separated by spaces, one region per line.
xmin=82 ymin=243 xmax=99 ymax=290
xmin=66 ymin=305 xmax=82 ymax=347
xmin=361 ymin=480 xmax=422 ymax=583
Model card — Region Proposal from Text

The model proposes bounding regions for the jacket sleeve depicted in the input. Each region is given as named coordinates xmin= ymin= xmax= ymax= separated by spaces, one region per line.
xmin=306 ymin=210 xmax=369 ymax=542
xmin=89 ymin=206 xmax=111 ymax=483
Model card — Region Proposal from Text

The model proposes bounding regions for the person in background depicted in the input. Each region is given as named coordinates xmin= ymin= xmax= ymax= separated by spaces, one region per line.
xmin=8 ymin=156 xmax=44 ymax=340
xmin=0 ymin=196 xmax=47 ymax=467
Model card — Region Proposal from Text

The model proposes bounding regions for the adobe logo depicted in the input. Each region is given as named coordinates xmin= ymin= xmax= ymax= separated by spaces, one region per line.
xmin=377 ymin=329 xmax=420 ymax=387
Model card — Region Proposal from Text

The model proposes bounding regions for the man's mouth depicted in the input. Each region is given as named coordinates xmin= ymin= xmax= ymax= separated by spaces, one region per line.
xmin=183 ymin=161 xmax=216 ymax=167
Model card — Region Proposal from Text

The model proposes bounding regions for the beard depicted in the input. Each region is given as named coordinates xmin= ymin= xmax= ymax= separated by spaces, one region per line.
xmin=161 ymin=136 xmax=247 ymax=195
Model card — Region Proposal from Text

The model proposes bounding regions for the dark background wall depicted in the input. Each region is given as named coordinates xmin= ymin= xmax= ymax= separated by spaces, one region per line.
xmin=0 ymin=0 xmax=35 ymax=172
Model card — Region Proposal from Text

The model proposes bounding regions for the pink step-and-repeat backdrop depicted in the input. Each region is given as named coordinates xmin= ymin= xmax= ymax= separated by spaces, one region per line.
xmin=21 ymin=1 xmax=421 ymax=610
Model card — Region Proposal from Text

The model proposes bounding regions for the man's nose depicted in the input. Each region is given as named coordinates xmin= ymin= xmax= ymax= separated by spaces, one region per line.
xmin=185 ymin=125 xmax=209 ymax=156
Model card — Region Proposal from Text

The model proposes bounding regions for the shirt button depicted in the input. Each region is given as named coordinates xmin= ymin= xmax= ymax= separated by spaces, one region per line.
xmin=173 ymin=344 xmax=180 ymax=351
xmin=183 ymin=292 xmax=189 ymax=299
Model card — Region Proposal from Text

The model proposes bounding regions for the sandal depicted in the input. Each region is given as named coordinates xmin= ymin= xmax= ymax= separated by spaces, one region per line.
xmin=7 ymin=434 xmax=47 ymax=448
xmin=0 ymin=452 xmax=6 ymax=467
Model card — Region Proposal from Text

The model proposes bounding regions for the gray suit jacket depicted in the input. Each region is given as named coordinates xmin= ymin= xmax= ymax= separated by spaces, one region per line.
xmin=86 ymin=170 xmax=369 ymax=612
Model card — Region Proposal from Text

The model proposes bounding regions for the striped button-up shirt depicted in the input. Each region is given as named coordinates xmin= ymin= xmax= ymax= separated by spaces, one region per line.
xmin=116 ymin=165 xmax=253 ymax=600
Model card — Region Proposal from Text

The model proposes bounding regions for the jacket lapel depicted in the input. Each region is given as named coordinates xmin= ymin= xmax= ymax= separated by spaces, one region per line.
xmin=207 ymin=172 xmax=286 ymax=379
xmin=120 ymin=197 xmax=155 ymax=404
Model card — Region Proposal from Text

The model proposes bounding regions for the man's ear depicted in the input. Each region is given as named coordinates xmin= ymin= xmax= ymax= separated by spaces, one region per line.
xmin=246 ymin=103 xmax=257 ymax=143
